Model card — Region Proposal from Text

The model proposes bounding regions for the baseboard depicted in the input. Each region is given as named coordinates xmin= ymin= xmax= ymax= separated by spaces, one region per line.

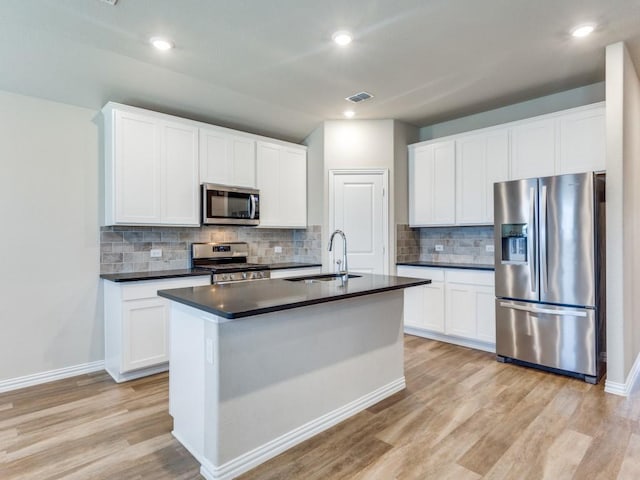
xmin=196 ymin=376 xmax=406 ymax=480
xmin=0 ymin=360 xmax=105 ymax=394
xmin=106 ymin=363 xmax=169 ymax=383
xmin=404 ymin=326 xmax=496 ymax=354
xmin=605 ymin=352 xmax=640 ymax=396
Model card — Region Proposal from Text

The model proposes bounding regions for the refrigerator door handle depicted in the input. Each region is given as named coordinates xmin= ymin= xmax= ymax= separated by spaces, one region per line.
xmin=529 ymin=187 xmax=537 ymax=294
xmin=499 ymin=301 xmax=588 ymax=317
xmin=540 ymin=185 xmax=548 ymax=294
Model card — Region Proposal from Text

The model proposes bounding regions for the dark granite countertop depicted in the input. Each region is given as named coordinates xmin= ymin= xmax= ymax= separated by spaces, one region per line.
xmin=397 ymin=261 xmax=495 ymax=271
xmin=100 ymin=269 xmax=212 ymax=283
xmin=157 ymin=273 xmax=431 ymax=319
xmin=101 ymin=263 xmax=322 ymax=282
xmin=266 ymin=262 xmax=322 ymax=270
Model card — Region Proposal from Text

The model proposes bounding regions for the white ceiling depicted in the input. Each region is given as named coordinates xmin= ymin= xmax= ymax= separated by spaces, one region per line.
xmin=1 ymin=0 xmax=639 ymax=142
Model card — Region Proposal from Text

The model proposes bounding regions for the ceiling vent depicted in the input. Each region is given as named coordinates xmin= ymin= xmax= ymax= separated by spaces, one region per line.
xmin=345 ymin=91 xmax=374 ymax=103
xmin=98 ymin=0 xmax=118 ymax=5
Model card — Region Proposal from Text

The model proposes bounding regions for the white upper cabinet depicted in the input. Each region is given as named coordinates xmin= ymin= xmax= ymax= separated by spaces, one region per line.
xmin=557 ymin=105 xmax=606 ymax=174
xmin=104 ymin=104 xmax=199 ymax=226
xmin=409 ymin=140 xmax=455 ymax=226
xmin=256 ymin=141 xmax=307 ymax=228
xmin=199 ymin=127 xmax=256 ymax=188
xmin=510 ymin=117 xmax=556 ymax=180
xmin=162 ymin=121 xmax=200 ymax=225
xmin=455 ymin=129 xmax=509 ymax=225
xmin=408 ymin=102 xmax=605 ymax=227
xmin=103 ymin=102 xmax=309 ymax=228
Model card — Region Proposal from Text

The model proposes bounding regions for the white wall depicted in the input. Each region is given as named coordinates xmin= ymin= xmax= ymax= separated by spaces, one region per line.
xmin=605 ymin=42 xmax=640 ymax=389
xmin=322 ymin=120 xmax=395 ymax=271
xmin=0 ymin=91 xmax=102 ymax=384
xmin=305 ymin=119 xmax=418 ymax=272
xmin=420 ymin=82 xmax=605 ymax=141
xmin=303 ymin=124 xmax=324 ymax=227
xmin=393 ymin=121 xmax=420 ymax=225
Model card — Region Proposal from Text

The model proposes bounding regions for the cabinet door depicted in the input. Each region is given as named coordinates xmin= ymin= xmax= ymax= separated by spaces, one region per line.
xmin=456 ymin=130 xmax=509 ymax=225
xmin=122 ymin=297 xmax=170 ymax=372
xmin=456 ymin=135 xmax=485 ymax=224
xmin=256 ymin=142 xmax=307 ymax=228
xmin=278 ymin=147 xmax=307 ymax=227
xmin=557 ymin=106 xmax=605 ymax=174
xmin=409 ymin=141 xmax=455 ymax=226
xmin=200 ymin=129 xmax=256 ymax=188
xmin=423 ymin=282 xmax=445 ymax=332
xmin=476 ymin=285 xmax=496 ymax=343
xmin=230 ymin=136 xmax=256 ymax=188
xmin=484 ymin=130 xmax=510 ymax=223
xmin=445 ymin=282 xmax=476 ymax=339
xmin=409 ymin=146 xmax=433 ymax=226
xmin=161 ymin=121 xmax=199 ymax=225
xmin=199 ymin=128 xmax=229 ymax=185
xmin=114 ymin=110 xmax=161 ymax=224
xmin=403 ymin=285 xmax=426 ymax=328
xmin=511 ymin=118 xmax=555 ymax=179
xmin=432 ymin=141 xmax=456 ymax=224
xmin=398 ymin=267 xmax=445 ymax=332
xmin=256 ymin=142 xmax=281 ymax=226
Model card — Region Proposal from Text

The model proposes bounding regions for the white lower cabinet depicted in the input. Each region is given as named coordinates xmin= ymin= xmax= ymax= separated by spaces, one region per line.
xmin=400 ymin=267 xmax=445 ymax=332
xmin=104 ymin=275 xmax=211 ymax=382
xmin=397 ymin=265 xmax=495 ymax=352
xmin=269 ymin=266 xmax=322 ymax=279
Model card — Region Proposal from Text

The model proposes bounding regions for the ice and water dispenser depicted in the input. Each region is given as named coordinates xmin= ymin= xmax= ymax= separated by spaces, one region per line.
xmin=501 ymin=224 xmax=528 ymax=263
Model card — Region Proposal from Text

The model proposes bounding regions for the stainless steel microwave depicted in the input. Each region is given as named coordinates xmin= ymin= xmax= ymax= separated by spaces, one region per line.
xmin=201 ymin=183 xmax=259 ymax=226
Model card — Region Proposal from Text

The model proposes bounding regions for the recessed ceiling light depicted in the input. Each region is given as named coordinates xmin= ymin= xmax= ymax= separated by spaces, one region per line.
xmin=150 ymin=36 xmax=174 ymax=51
xmin=571 ymin=24 xmax=595 ymax=38
xmin=332 ymin=31 xmax=352 ymax=46
xmin=343 ymin=110 xmax=355 ymax=118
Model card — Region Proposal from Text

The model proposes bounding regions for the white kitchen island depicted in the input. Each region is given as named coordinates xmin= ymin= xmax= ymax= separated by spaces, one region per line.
xmin=158 ymin=274 xmax=429 ymax=480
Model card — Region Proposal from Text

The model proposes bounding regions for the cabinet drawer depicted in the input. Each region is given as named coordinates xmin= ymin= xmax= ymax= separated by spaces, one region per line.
xmin=397 ymin=266 xmax=445 ymax=282
xmin=445 ymin=269 xmax=494 ymax=286
xmin=120 ymin=276 xmax=210 ymax=300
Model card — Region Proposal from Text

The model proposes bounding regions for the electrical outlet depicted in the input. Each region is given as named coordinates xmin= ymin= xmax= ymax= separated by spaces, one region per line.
xmin=274 ymin=246 xmax=283 ymax=253
xmin=150 ymin=248 xmax=162 ymax=258
xmin=486 ymin=245 xmax=495 ymax=253
xmin=435 ymin=244 xmax=444 ymax=252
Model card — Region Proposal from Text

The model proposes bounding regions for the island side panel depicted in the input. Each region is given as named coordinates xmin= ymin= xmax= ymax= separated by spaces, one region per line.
xmin=169 ymin=302 xmax=207 ymax=461
xmin=208 ymin=290 xmax=405 ymax=467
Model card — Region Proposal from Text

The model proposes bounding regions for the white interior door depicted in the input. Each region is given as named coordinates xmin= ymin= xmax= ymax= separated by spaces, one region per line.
xmin=330 ymin=170 xmax=388 ymax=275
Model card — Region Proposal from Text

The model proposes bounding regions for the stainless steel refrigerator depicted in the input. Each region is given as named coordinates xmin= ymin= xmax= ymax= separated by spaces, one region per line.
xmin=494 ymin=172 xmax=606 ymax=383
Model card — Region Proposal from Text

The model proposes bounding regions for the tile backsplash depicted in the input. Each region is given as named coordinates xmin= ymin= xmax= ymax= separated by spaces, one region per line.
xmin=100 ymin=225 xmax=322 ymax=274
xmin=397 ymin=224 xmax=495 ymax=265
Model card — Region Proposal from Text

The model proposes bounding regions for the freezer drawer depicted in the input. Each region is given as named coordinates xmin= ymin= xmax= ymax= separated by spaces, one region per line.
xmin=496 ymin=299 xmax=596 ymax=377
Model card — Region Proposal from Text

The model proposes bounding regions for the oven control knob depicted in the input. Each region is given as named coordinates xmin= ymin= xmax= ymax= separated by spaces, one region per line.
xmin=222 ymin=274 xmax=230 ymax=281
xmin=242 ymin=272 xmax=248 ymax=280
xmin=257 ymin=272 xmax=263 ymax=279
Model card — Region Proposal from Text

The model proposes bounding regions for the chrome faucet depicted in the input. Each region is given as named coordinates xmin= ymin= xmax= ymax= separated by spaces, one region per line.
xmin=328 ymin=229 xmax=349 ymax=281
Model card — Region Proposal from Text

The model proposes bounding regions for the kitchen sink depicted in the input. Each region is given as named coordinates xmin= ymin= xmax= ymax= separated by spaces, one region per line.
xmin=285 ymin=273 xmax=362 ymax=283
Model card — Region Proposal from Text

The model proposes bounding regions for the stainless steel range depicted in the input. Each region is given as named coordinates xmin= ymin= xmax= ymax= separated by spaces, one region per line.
xmin=192 ymin=242 xmax=270 ymax=284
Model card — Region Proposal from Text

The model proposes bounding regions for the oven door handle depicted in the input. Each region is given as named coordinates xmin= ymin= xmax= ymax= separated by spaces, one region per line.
xmin=249 ymin=194 xmax=257 ymax=219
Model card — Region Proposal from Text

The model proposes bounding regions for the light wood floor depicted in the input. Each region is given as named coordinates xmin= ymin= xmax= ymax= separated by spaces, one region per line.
xmin=2 ymin=335 xmax=640 ymax=479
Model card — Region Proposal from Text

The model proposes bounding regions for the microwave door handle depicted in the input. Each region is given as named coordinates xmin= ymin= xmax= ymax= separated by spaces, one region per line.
xmin=250 ymin=194 xmax=257 ymax=219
